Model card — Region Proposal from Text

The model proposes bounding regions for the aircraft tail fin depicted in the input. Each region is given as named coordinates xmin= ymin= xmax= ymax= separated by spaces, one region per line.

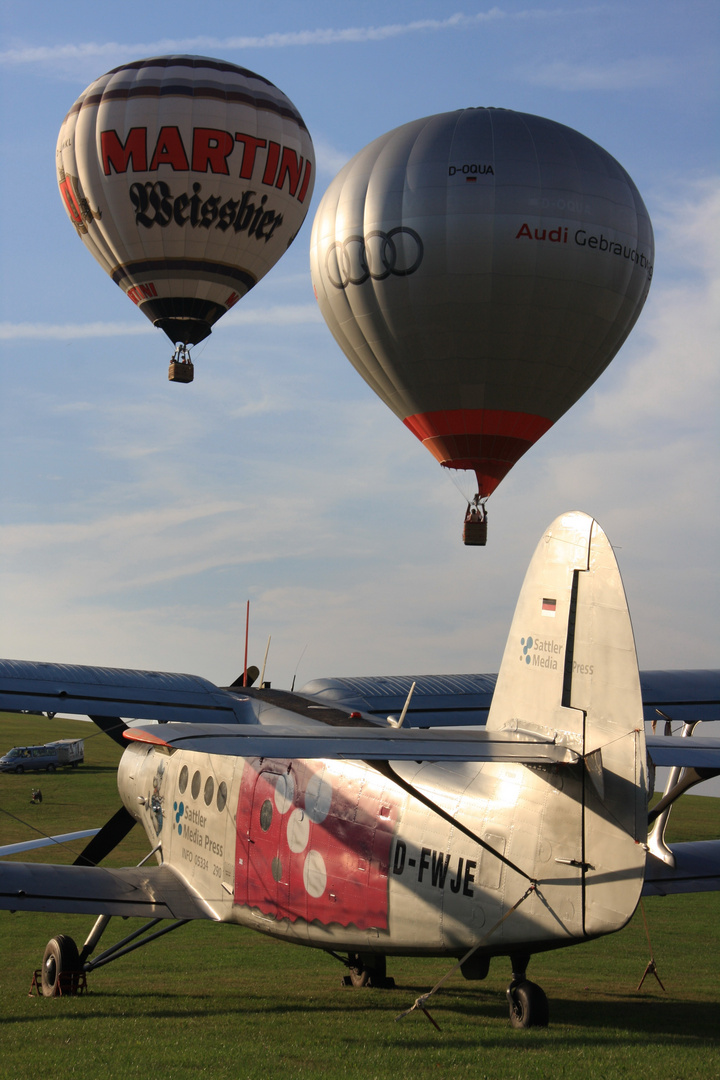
xmin=488 ymin=511 xmax=647 ymax=936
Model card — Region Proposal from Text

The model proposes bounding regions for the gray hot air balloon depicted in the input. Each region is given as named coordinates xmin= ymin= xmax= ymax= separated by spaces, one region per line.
xmin=57 ymin=56 xmax=315 ymax=382
xmin=310 ymin=108 xmax=654 ymax=543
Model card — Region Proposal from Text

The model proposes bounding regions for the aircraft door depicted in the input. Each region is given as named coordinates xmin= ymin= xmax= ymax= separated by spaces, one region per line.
xmin=235 ymin=762 xmax=292 ymax=925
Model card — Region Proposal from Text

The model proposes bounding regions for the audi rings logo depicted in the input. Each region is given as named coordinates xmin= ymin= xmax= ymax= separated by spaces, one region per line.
xmin=326 ymin=227 xmax=424 ymax=289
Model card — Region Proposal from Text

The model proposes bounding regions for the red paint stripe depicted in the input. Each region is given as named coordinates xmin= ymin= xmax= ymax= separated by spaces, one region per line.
xmin=123 ymin=729 xmax=170 ymax=746
xmin=403 ymin=409 xmax=553 ymax=442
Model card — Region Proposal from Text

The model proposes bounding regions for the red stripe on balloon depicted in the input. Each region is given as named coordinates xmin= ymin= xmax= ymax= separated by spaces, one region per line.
xmin=403 ymin=409 xmax=553 ymax=442
xmin=403 ymin=409 xmax=554 ymax=497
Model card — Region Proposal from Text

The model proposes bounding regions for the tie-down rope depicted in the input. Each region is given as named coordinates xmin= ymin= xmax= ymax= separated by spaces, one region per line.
xmin=395 ymin=882 xmax=538 ymax=1030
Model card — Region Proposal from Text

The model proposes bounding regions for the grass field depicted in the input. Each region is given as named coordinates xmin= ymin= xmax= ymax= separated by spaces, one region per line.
xmin=1 ymin=711 xmax=719 ymax=1080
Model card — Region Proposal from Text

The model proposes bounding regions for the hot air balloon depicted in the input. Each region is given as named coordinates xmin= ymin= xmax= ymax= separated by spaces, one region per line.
xmin=310 ymin=109 xmax=654 ymax=544
xmin=57 ymin=56 xmax=315 ymax=382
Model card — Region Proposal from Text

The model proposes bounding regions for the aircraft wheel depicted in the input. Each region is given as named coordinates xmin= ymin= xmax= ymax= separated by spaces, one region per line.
xmin=508 ymin=980 xmax=549 ymax=1028
xmin=41 ymin=935 xmax=80 ymax=997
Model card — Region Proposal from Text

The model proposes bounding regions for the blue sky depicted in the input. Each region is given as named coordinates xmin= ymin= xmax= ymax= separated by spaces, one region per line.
xmin=0 ymin=1 xmax=718 ymax=691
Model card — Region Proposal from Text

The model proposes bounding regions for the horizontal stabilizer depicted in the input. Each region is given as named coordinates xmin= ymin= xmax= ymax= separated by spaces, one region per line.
xmin=124 ymin=721 xmax=580 ymax=765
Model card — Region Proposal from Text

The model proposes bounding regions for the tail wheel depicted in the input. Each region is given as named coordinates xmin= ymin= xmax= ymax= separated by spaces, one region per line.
xmin=508 ymin=979 xmax=549 ymax=1028
xmin=41 ymin=935 xmax=80 ymax=997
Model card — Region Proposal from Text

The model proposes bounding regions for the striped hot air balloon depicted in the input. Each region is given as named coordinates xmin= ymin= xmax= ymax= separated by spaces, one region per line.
xmin=57 ymin=55 xmax=314 ymax=380
xmin=310 ymin=109 xmax=653 ymax=543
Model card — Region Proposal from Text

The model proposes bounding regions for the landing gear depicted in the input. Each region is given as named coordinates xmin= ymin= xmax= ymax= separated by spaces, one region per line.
xmin=40 ymin=935 xmax=82 ymax=997
xmin=506 ymin=954 xmax=549 ymax=1028
xmin=342 ymin=953 xmax=395 ymax=989
xmin=33 ymin=917 xmax=189 ymax=997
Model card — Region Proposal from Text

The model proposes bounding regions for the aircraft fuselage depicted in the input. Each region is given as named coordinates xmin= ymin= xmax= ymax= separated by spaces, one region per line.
xmin=118 ymin=735 xmax=639 ymax=960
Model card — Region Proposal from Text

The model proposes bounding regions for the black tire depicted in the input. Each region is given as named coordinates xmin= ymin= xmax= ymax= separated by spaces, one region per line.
xmin=509 ymin=980 xmax=549 ymax=1028
xmin=46 ymin=764 xmax=56 ymax=773
xmin=14 ymin=765 xmax=24 ymax=774
xmin=41 ymin=935 xmax=80 ymax=997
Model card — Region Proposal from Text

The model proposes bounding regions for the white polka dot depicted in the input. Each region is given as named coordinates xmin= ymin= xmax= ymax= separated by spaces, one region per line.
xmin=273 ymin=772 xmax=294 ymax=814
xmin=305 ymin=771 xmax=333 ymax=823
xmin=303 ymin=849 xmax=327 ymax=898
xmin=286 ymin=808 xmax=309 ymax=853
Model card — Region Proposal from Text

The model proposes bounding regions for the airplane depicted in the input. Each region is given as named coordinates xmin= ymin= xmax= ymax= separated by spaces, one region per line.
xmin=1 ymin=510 xmax=719 ymax=1029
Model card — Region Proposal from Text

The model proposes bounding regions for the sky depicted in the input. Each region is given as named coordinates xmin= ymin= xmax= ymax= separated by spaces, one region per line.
xmin=0 ymin=1 xmax=718 ymax=696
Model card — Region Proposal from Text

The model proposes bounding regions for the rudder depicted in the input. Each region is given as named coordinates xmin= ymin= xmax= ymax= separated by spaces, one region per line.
xmin=488 ymin=512 xmax=646 ymax=936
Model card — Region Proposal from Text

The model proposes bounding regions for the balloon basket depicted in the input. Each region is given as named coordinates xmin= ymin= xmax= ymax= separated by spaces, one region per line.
xmin=463 ymin=520 xmax=488 ymax=546
xmin=169 ymin=361 xmax=194 ymax=384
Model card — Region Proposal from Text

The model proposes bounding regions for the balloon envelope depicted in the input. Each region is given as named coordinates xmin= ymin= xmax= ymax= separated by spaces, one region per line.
xmin=310 ymin=109 xmax=653 ymax=498
xmin=57 ymin=56 xmax=315 ymax=348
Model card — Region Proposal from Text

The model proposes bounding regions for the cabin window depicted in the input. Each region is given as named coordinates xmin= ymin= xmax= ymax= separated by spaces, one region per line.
xmin=259 ymin=799 xmax=273 ymax=832
xmin=178 ymin=765 xmax=188 ymax=794
xmin=191 ymin=770 xmax=201 ymax=799
xmin=204 ymin=776 xmax=214 ymax=806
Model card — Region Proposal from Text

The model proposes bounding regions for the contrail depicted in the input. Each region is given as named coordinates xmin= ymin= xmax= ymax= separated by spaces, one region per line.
xmin=0 ymin=9 xmax=571 ymax=66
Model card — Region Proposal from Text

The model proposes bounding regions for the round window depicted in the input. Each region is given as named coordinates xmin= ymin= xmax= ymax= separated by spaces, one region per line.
xmin=191 ymin=770 xmax=201 ymax=799
xmin=259 ymin=799 xmax=273 ymax=832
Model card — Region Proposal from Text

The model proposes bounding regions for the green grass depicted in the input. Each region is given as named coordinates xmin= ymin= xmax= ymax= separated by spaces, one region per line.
xmin=1 ymin=712 xmax=719 ymax=1080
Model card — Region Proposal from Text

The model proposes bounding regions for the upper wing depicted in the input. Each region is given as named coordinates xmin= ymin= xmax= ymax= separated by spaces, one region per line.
xmin=0 ymin=658 xmax=254 ymax=725
xmin=2 ymin=660 xmax=717 ymax=730
xmin=298 ymin=670 xmax=720 ymax=728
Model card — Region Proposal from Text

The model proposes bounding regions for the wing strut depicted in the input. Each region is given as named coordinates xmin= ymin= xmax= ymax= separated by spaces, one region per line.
xmin=73 ymin=806 xmax=136 ymax=867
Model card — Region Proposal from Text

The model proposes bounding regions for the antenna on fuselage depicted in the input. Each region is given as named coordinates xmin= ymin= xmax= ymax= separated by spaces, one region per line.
xmin=243 ymin=600 xmax=250 ymax=687
xmin=259 ymin=635 xmax=272 ymax=689
xmin=290 ymin=645 xmax=308 ymax=692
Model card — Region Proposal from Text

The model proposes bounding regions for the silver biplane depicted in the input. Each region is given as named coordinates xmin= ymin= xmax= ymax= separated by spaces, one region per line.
xmin=1 ymin=511 xmax=719 ymax=1027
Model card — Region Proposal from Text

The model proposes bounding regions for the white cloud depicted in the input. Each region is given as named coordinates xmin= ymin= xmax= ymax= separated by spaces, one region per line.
xmin=591 ymin=177 xmax=720 ymax=429
xmin=312 ymin=137 xmax=352 ymax=178
xmin=523 ymin=56 xmax=677 ymax=91
xmin=0 ymin=304 xmax=321 ymax=342
xmin=221 ymin=304 xmax=322 ymax=328
xmin=0 ymin=321 xmax=151 ymax=341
